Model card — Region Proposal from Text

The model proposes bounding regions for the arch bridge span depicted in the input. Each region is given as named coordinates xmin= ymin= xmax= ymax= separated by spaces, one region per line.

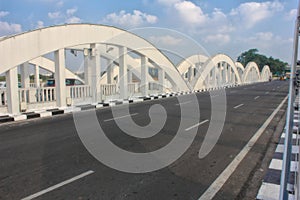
xmin=0 ymin=24 xmax=271 ymax=114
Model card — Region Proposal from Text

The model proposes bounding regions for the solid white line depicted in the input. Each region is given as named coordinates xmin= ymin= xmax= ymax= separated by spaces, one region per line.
xmin=175 ymin=100 xmax=192 ymax=106
xmin=198 ymin=95 xmax=288 ymax=200
xmin=185 ymin=120 xmax=209 ymax=131
xmin=254 ymin=96 xmax=260 ymax=100
xmin=265 ymin=91 xmax=269 ymax=94
xmin=104 ymin=113 xmax=138 ymax=122
xmin=234 ymin=104 xmax=244 ymax=109
xmin=21 ymin=170 xmax=94 ymax=200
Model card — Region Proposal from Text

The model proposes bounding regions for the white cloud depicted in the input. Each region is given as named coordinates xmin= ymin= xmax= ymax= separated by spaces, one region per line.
xmin=0 ymin=11 xmax=9 ymax=18
xmin=174 ymin=1 xmax=207 ymax=25
xmin=0 ymin=21 xmax=22 ymax=36
xmin=205 ymin=34 xmax=230 ymax=45
xmin=103 ymin=10 xmax=158 ymax=28
xmin=286 ymin=9 xmax=297 ymax=21
xmin=157 ymin=0 xmax=180 ymax=6
xmin=48 ymin=11 xmax=61 ymax=19
xmin=66 ymin=16 xmax=81 ymax=23
xmin=254 ymin=32 xmax=274 ymax=41
xmin=66 ymin=8 xmax=77 ymax=16
xmin=56 ymin=0 xmax=64 ymax=7
xmin=230 ymin=1 xmax=284 ymax=28
xmin=36 ymin=20 xmax=44 ymax=28
xmin=149 ymin=35 xmax=183 ymax=46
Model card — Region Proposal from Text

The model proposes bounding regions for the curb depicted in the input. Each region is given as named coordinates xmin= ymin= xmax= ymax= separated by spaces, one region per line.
xmin=0 ymin=83 xmax=251 ymax=124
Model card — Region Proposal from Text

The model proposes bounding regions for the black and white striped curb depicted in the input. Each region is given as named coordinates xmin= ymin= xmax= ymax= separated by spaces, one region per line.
xmin=0 ymin=83 xmax=247 ymax=124
xmin=256 ymin=99 xmax=299 ymax=200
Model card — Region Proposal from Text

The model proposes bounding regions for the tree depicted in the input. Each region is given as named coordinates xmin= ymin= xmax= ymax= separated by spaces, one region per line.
xmin=237 ymin=49 xmax=288 ymax=74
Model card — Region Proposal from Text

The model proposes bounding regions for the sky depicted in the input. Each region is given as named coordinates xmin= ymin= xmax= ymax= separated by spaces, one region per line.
xmin=0 ymin=0 xmax=298 ymax=65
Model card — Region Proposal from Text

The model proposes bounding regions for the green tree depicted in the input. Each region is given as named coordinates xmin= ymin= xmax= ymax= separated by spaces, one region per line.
xmin=237 ymin=49 xmax=288 ymax=74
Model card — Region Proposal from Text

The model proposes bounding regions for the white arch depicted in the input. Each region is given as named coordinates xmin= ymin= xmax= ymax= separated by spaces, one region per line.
xmin=29 ymin=57 xmax=84 ymax=83
xmin=261 ymin=65 xmax=271 ymax=81
xmin=0 ymin=24 xmax=189 ymax=91
xmin=177 ymin=54 xmax=209 ymax=75
xmin=243 ymin=62 xmax=261 ymax=83
xmin=193 ymin=54 xmax=242 ymax=90
xmin=235 ymin=62 xmax=245 ymax=79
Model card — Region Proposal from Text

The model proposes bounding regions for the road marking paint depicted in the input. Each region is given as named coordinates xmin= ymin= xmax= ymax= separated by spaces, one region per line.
xmin=211 ymin=95 xmax=219 ymax=98
xmin=21 ymin=170 xmax=94 ymax=200
xmin=234 ymin=104 xmax=244 ymax=109
xmin=104 ymin=113 xmax=138 ymax=122
xmin=175 ymin=100 xmax=192 ymax=106
xmin=185 ymin=120 xmax=209 ymax=131
xmin=265 ymin=91 xmax=269 ymax=94
xmin=198 ymin=95 xmax=288 ymax=200
xmin=254 ymin=96 xmax=260 ymax=100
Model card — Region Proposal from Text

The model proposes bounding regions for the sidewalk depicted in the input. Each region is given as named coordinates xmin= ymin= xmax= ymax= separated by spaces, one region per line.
xmin=257 ymin=96 xmax=300 ymax=200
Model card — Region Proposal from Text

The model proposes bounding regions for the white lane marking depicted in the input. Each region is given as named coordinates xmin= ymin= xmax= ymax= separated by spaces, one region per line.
xmin=104 ymin=113 xmax=138 ymax=122
xmin=254 ymin=96 xmax=260 ymax=100
xmin=185 ymin=120 xmax=209 ymax=131
xmin=198 ymin=95 xmax=288 ymax=200
xmin=21 ymin=170 xmax=94 ymax=200
xmin=234 ymin=104 xmax=244 ymax=109
xmin=265 ymin=91 xmax=269 ymax=94
xmin=175 ymin=100 xmax=192 ymax=106
xmin=211 ymin=95 xmax=219 ymax=98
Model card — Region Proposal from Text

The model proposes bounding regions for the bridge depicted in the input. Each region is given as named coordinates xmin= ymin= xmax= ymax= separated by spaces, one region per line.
xmin=0 ymin=24 xmax=271 ymax=115
xmin=0 ymin=24 xmax=289 ymax=200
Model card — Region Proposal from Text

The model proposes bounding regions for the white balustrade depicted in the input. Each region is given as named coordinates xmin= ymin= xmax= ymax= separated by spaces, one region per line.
xmin=68 ymin=85 xmax=91 ymax=99
xmin=0 ymin=89 xmax=7 ymax=106
xmin=19 ymin=87 xmax=56 ymax=104
xmin=128 ymin=83 xmax=136 ymax=94
xmin=149 ymin=82 xmax=159 ymax=91
xmin=101 ymin=84 xmax=117 ymax=96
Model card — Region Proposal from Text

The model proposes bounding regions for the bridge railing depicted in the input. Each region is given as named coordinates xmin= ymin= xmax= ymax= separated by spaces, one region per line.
xmin=19 ymin=87 xmax=56 ymax=104
xmin=149 ymin=82 xmax=159 ymax=91
xmin=0 ymin=88 xmax=7 ymax=106
xmin=101 ymin=84 xmax=118 ymax=96
xmin=67 ymin=85 xmax=91 ymax=99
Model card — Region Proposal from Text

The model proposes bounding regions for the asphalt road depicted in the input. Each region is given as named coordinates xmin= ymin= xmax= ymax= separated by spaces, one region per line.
xmin=0 ymin=80 xmax=289 ymax=200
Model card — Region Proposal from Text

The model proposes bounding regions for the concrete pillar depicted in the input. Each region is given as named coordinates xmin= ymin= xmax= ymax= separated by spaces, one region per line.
xmin=20 ymin=62 xmax=30 ymax=88
xmin=141 ymin=55 xmax=148 ymax=96
xmin=107 ymin=59 xmax=113 ymax=84
xmin=119 ymin=46 xmax=128 ymax=99
xmin=90 ymin=44 xmax=101 ymax=103
xmin=54 ymin=49 xmax=66 ymax=107
xmin=84 ymin=48 xmax=92 ymax=86
xmin=6 ymin=67 xmax=19 ymax=114
xmin=158 ymin=68 xmax=165 ymax=93
xmin=34 ymin=65 xmax=40 ymax=87
xmin=128 ymin=70 xmax=133 ymax=83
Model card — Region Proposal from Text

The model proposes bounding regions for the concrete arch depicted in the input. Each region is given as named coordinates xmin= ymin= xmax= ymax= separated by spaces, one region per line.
xmin=243 ymin=62 xmax=261 ymax=83
xmin=235 ymin=62 xmax=245 ymax=79
xmin=177 ymin=54 xmax=209 ymax=75
xmin=261 ymin=65 xmax=271 ymax=81
xmin=29 ymin=57 xmax=84 ymax=83
xmin=0 ymin=23 xmax=189 ymax=91
xmin=192 ymin=54 xmax=242 ymax=90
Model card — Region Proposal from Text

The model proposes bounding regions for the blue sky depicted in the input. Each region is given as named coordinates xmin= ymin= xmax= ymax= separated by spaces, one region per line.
xmin=0 ymin=0 xmax=298 ymax=64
